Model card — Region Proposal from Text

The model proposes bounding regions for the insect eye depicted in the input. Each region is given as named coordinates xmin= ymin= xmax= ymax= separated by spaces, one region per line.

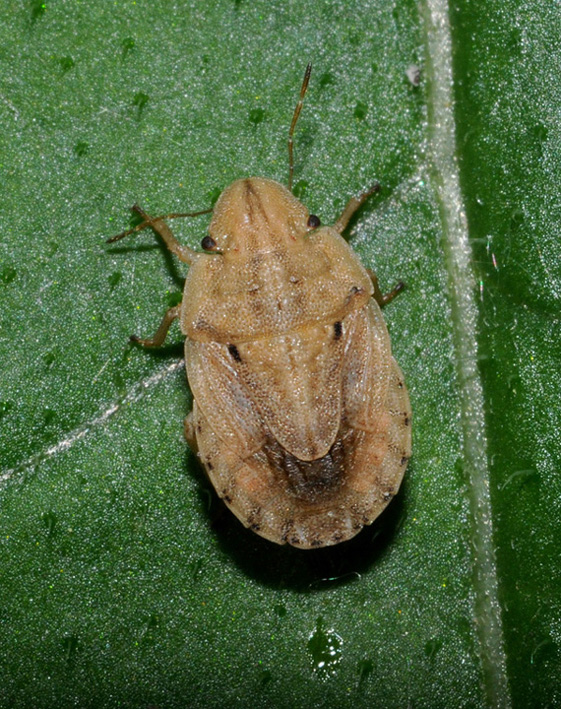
xmin=201 ymin=235 xmax=217 ymax=251
xmin=307 ymin=214 xmax=321 ymax=229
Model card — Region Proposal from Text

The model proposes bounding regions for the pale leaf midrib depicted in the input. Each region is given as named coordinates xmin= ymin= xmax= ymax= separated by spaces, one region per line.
xmin=423 ymin=0 xmax=511 ymax=706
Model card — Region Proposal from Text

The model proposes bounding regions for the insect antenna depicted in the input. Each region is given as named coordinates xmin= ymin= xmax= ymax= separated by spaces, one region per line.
xmin=107 ymin=206 xmax=213 ymax=243
xmin=288 ymin=62 xmax=312 ymax=193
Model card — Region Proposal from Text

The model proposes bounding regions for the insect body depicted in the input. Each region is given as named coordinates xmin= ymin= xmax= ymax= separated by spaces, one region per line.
xmin=109 ymin=67 xmax=411 ymax=548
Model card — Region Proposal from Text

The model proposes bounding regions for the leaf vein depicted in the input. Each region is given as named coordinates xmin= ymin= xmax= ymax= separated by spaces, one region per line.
xmin=0 ymin=359 xmax=185 ymax=488
xmin=424 ymin=0 xmax=511 ymax=705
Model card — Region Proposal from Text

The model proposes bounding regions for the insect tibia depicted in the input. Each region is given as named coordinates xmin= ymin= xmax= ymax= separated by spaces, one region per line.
xmin=368 ymin=271 xmax=406 ymax=307
xmin=129 ymin=304 xmax=181 ymax=347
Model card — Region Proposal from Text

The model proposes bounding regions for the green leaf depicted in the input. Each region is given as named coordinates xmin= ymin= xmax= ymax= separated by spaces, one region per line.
xmin=1 ymin=1 xmax=560 ymax=707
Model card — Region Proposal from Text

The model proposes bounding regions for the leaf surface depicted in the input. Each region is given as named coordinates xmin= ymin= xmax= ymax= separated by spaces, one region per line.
xmin=1 ymin=1 xmax=559 ymax=707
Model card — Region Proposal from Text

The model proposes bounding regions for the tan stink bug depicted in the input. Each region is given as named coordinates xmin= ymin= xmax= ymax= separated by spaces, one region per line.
xmin=108 ymin=65 xmax=411 ymax=548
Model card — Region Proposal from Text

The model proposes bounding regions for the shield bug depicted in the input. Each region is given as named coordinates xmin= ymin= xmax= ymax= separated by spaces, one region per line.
xmin=108 ymin=65 xmax=411 ymax=548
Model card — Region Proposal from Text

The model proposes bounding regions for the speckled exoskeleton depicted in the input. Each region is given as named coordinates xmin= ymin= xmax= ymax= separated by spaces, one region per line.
xmin=108 ymin=65 xmax=411 ymax=548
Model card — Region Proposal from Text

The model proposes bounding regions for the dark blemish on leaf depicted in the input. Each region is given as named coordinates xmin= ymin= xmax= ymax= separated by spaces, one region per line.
xmin=59 ymin=56 xmax=75 ymax=72
xmin=510 ymin=209 xmax=525 ymax=232
xmin=166 ymin=290 xmax=182 ymax=307
xmin=354 ymin=101 xmax=368 ymax=120
xmin=30 ymin=0 xmax=46 ymax=21
xmin=0 ymin=401 xmax=14 ymax=421
xmin=43 ymin=408 xmax=56 ymax=425
xmin=108 ymin=271 xmax=122 ymax=290
xmin=61 ymin=635 xmax=80 ymax=664
xmin=358 ymin=658 xmax=374 ymax=687
xmin=42 ymin=510 xmax=58 ymax=535
xmin=532 ymin=122 xmax=548 ymax=143
xmin=292 ymin=180 xmax=308 ymax=199
xmin=207 ymin=187 xmax=222 ymax=205
xmin=0 ymin=266 xmax=17 ymax=285
xmin=74 ymin=141 xmax=89 ymax=157
xmin=121 ymin=37 xmax=135 ymax=59
xmin=259 ymin=669 xmax=272 ymax=687
xmin=424 ymin=638 xmax=443 ymax=659
xmin=249 ymin=108 xmax=265 ymax=125
xmin=133 ymin=92 xmax=149 ymax=118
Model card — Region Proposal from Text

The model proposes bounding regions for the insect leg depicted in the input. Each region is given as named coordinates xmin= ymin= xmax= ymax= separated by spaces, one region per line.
xmin=367 ymin=269 xmax=405 ymax=307
xmin=333 ymin=183 xmax=381 ymax=234
xmin=107 ymin=205 xmax=212 ymax=264
xmin=184 ymin=411 xmax=198 ymax=450
xmin=130 ymin=304 xmax=181 ymax=347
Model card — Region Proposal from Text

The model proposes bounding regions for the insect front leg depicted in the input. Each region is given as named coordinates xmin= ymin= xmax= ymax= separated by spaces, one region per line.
xmin=331 ymin=186 xmax=405 ymax=307
xmin=128 ymin=205 xmax=198 ymax=265
xmin=130 ymin=304 xmax=181 ymax=347
xmin=107 ymin=204 xmax=210 ymax=265
xmin=333 ymin=183 xmax=381 ymax=234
